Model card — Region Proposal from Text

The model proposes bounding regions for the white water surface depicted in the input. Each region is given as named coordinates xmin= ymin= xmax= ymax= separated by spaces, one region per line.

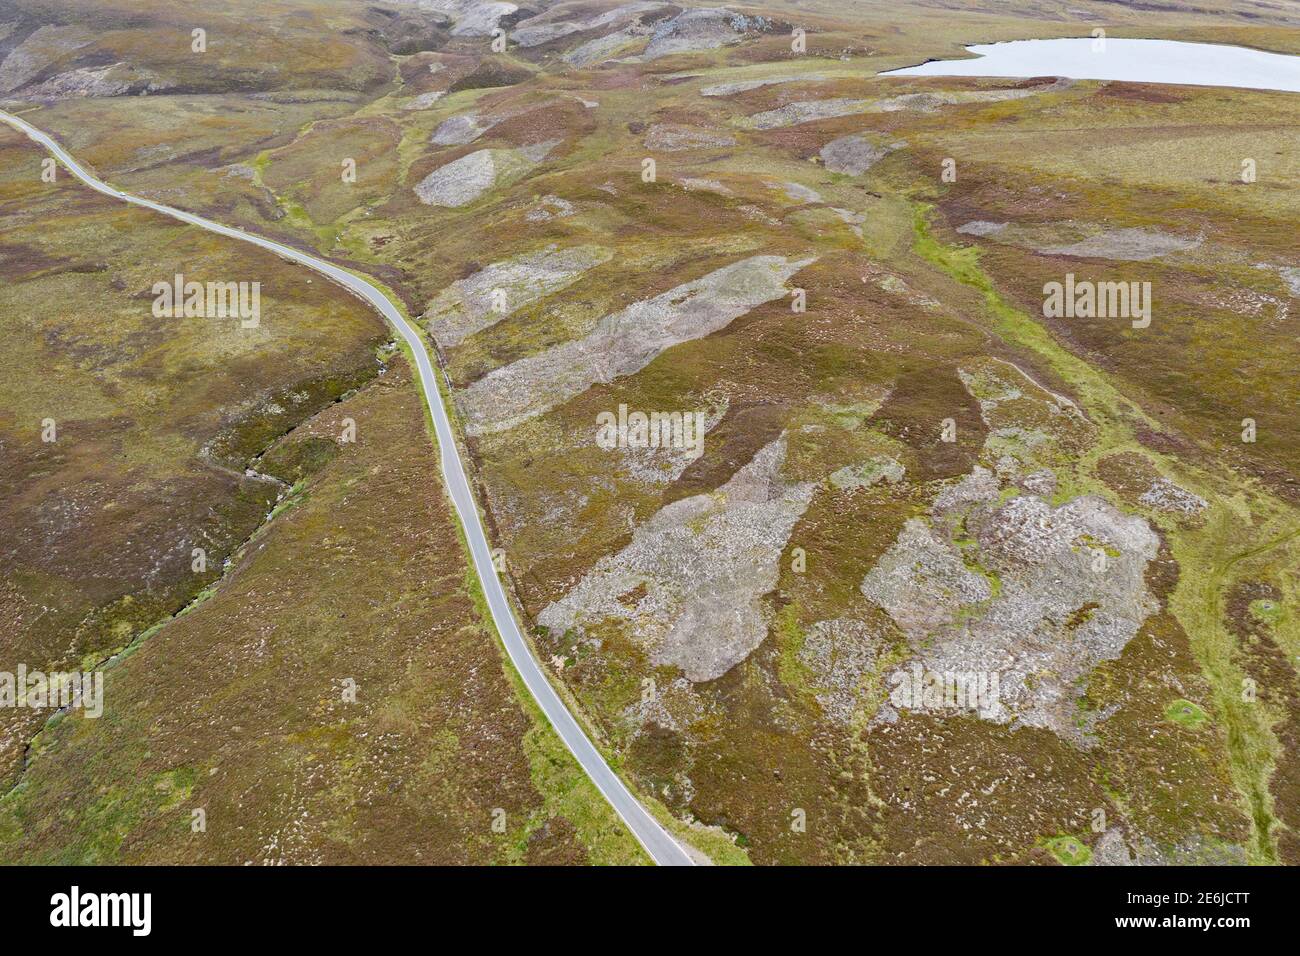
xmin=884 ymin=38 xmax=1300 ymax=93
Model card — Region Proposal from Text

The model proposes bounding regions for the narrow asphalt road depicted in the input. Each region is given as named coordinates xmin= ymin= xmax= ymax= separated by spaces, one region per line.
xmin=1 ymin=108 xmax=695 ymax=867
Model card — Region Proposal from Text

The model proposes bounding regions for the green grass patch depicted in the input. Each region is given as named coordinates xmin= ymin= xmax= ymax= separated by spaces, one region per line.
xmin=1249 ymin=599 xmax=1283 ymax=627
xmin=1045 ymin=834 xmax=1092 ymax=866
xmin=774 ymin=604 xmax=816 ymax=706
xmin=1165 ymin=698 xmax=1209 ymax=731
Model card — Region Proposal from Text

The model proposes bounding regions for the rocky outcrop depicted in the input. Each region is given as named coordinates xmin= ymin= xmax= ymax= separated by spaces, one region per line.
xmin=641 ymin=7 xmax=773 ymax=60
xmin=510 ymin=2 xmax=671 ymax=48
xmin=644 ymin=123 xmax=736 ymax=151
xmin=414 ymin=140 xmax=558 ymax=206
xmin=863 ymin=472 xmax=1161 ymax=739
xmin=799 ymin=617 xmax=889 ymax=725
xmin=423 ymin=243 xmax=611 ymax=346
xmin=700 ymin=73 xmax=827 ymax=97
xmin=540 ymin=437 xmax=815 ymax=681
xmin=819 ymin=135 xmax=903 ymax=175
xmin=459 ymin=254 xmax=814 ymax=433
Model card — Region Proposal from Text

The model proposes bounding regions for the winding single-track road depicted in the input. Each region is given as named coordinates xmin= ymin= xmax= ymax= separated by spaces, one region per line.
xmin=0 ymin=108 xmax=694 ymax=867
